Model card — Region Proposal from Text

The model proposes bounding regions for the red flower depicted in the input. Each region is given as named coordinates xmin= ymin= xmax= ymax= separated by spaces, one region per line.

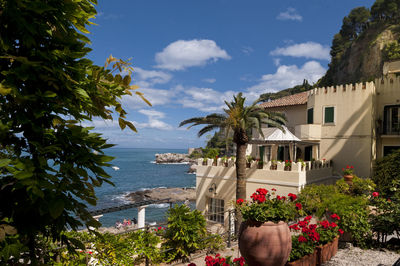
xmin=350 ymin=165 xmax=354 ymax=169
xmin=288 ymin=193 xmax=297 ymax=201
xmin=388 ymin=199 xmax=392 ymax=202
xmin=289 ymin=224 xmax=300 ymax=231
xmin=233 ymin=257 xmax=246 ymax=266
xmin=298 ymin=235 xmax=308 ymax=243
xmin=339 ymin=229 xmax=344 ymax=235
xmin=158 ymin=226 xmax=162 ymax=230
xmin=330 ymin=222 xmax=338 ymax=228
xmin=296 ymin=202 xmax=302 ymax=210
xmin=330 ymin=213 xmax=340 ymax=220
xmin=346 ymin=165 xmax=349 ymax=169
xmin=304 ymin=215 xmax=312 ymax=221
xmin=272 ymin=188 xmax=277 ymax=191
xmin=236 ymin=198 xmax=244 ymax=205
xmin=372 ymin=192 xmax=379 ymax=197
xmin=256 ymin=188 xmax=268 ymax=195
xmin=188 ymin=263 xmax=196 ymax=266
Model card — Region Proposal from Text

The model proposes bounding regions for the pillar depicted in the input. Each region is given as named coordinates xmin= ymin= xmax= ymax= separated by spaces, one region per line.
xmin=138 ymin=205 xmax=147 ymax=229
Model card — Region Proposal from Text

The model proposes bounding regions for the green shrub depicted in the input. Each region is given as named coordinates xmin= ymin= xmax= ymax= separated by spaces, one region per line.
xmin=336 ymin=175 xmax=376 ymax=196
xmin=189 ymin=150 xmax=203 ymax=159
xmin=298 ymin=184 xmax=338 ymax=214
xmin=202 ymin=148 xmax=219 ymax=159
xmin=163 ymin=204 xmax=207 ymax=262
xmin=373 ymin=149 xmax=400 ymax=197
xmin=320 ymin=193 xmax=371 ymax=248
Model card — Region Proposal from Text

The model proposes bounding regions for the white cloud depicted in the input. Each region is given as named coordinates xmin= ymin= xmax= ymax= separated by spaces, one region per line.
xmin=155 ymin=39 xmax=231 ymax=71
xmin=134 ymin=67 xmax=172 ymax=87
xmin=135 ymin=109 xmax=173 ymax=130
xmin=122 ymin=88 xmax=174 ymax=109
xmin=245 ymin=61 xmax=326 ymax=96
xmin=203 ymin=78 xmax=216 ymax=84
xmin=270 ymin=42 xmax=330 ymax=60
xmin=277 ymin=7 xmax=303 ymax=21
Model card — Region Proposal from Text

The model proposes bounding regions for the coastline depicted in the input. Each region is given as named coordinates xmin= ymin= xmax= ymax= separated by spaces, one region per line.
xmin=125 ymin=187 xmax=196 ymax=203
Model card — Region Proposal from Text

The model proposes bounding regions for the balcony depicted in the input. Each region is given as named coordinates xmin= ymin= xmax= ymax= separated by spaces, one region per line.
xmin=295 ymin=124 xmax=321 ymax=140
xmin=196 ymin=158 xmax=333 ymax=191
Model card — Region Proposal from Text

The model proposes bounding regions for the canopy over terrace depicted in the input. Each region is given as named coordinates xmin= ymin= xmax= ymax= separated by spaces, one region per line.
xmin=248 ymin=126 xmax=319 ymax=161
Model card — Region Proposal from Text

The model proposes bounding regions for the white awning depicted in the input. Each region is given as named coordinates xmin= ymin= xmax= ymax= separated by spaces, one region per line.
xmin=250 ymin=126 xmax=301 ymax=143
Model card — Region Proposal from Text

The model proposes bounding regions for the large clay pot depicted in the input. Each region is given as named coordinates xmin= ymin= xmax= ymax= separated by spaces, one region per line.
xmin=239 ymin=220 xmax=292 ymax=266
xmin=343 ymin=174 xmax=353 ymax=185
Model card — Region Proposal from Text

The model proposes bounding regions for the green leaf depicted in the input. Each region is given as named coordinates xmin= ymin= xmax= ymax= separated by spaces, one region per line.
xmin=49 ymin=200 xmax=65 ymax=219
xmin=43 ymin=91 xmax=57 ymax=98
xmin=118 ymin=118 xmax=126 ymax=130
xmin=0 ymin=159 xmax=11 ymax=168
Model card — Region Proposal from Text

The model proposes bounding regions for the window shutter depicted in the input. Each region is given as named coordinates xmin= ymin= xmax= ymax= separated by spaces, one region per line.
xmin=307 ymin=108 xmax=313 ymax=124
xmin=324 ymin=107 xmax=334 ymax=123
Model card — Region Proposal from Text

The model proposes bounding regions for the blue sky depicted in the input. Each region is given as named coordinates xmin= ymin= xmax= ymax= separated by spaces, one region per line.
xmin=86 ymin=0 xmax=375 ymax=149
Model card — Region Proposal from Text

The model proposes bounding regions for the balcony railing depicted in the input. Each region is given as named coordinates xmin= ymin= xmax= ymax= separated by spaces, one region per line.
xmin=197 ymin=158 xmax=332 ymax=173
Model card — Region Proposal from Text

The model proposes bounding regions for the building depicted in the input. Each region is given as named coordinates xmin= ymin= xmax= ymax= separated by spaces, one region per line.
xmin=195 ymin=62 xmax=400 ymax=229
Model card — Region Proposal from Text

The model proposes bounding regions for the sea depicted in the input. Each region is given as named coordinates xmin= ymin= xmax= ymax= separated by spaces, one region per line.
xmin=91 ymin=148 xmax=195 ymax=227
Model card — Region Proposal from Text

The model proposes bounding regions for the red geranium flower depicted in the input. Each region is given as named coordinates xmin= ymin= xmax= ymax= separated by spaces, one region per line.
xmin=288 ymin=193 xmax=297 ymax=201
xmin=330 ymin=213 xmax=340 ymax=220
xmin=236 ymin=198 xmax=244 ymax=205
xmin=298 ymin=235 xmax=308 ymax=242
xmin=372 ymin=192 xmax=379 ymax=197
xmin=295 ymin=202 xmax=302 ymax=210
xmin=338 ymin=229 xmax=344 ymax=235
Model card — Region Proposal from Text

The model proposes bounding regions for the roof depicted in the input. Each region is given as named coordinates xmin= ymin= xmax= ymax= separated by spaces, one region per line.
xmin=250 ymin=126 xmax=301 ymax=143
xmin=259 ymin=91 xmax=308 ymax=108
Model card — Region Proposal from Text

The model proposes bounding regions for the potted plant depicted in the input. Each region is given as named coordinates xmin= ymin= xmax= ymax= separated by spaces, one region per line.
xmin=202 ymin=157 xmax=208 ymax=166
xmin=221 ymin=155 xmax=228 ymax=167
xmin=287 ymin=216 xmax=318 ymax=266
xmin=213 ymin=155 xmax=219 ymax=166
xmin=287 ymin=214 xmax=343 ymax=266
xmin=246 ymin=155 xmax=254 ymax=168
xmin=342 ymin=165 xmax=354 ymax=185
xmin=257 ymin=158 xmax=263 ymax=169
xmin=236 ymin=188 xmax=303 ymax=265
xmin=270 ymin=159 xmax=277 ymax=170
xmin=284 ymin=160 xmax=292 ymax=171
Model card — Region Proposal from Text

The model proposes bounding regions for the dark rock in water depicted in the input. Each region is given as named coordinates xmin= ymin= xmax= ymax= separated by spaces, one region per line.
xmin=126 ymin=187 xmax=196 ymax=203
xmin=188 ymin=163 xmax=197 ymax=173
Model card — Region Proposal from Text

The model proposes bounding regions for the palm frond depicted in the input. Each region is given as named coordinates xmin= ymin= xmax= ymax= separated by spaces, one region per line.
xmin=198 ymin=124 xmax=221 ymax=137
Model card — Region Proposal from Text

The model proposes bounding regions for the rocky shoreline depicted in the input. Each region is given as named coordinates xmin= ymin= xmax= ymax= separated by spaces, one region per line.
xmin=155 ymin=153 xmax=197 ymax=173
xmin=125 ymin=187 xmax=196 ymax=203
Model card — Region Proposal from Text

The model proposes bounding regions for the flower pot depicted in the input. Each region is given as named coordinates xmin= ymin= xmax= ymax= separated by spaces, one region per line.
xmin=224 ymin=162 xmax=228 ymax=167
xmin=270 ymin=165 xmax=277 ymax=170
xmin=284 ymin=166 xmax=291 ymax=171
xmin=202 ymin=161 xmax=207 ymax=166
xmin=239 ymin=220 xmax=291 ymax=266
xmin=285 ymin=250 xmax=317 ymax=266
xmin=343 ymin=174 xmax=353 ymax=185
xmin=316 ymin=236 xmax=339 ymax=265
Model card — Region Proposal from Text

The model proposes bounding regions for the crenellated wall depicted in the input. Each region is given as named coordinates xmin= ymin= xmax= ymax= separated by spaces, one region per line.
xmin=305 ymin=81 xmax=376 ymax=178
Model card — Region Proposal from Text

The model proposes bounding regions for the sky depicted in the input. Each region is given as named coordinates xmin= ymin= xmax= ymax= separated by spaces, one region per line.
xmin=86 ymin=0 xmax=376 ymax=149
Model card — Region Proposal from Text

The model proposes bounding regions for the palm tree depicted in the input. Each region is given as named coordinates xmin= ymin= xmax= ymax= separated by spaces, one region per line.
xmin=179 ymin=93 xmax=286 ymax=201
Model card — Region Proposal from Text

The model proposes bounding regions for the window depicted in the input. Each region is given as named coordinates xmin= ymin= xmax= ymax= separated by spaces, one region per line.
xmin=208 ymin=198 xmax=224 ymax=223
xmin=324 ymin=106 xmax=335 ymax=124
xmin=383 ymin=105 xmax=400 ymax=134
xmin=307 ymin=108 xmax=314 ymax=124
xmin=383 ymin=146 xmax=400 ymax=157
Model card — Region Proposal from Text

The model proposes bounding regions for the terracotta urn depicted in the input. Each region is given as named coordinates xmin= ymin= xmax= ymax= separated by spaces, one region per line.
xmin=239 ymin=220 xmax=292 ymax=266
xmin=343 ymin=174 xmax=353 ymax=185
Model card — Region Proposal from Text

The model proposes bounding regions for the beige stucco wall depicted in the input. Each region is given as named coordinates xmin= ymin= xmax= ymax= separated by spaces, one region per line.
xmin=266 ymin=105 xmax=307 ymax=132
xmin=196 ymin=160 xmax=333 ymax=227
xmin=306 ymin=82 xmax=375 ymax=177
xmin=375 ymin=76 xmax=400 ymax=159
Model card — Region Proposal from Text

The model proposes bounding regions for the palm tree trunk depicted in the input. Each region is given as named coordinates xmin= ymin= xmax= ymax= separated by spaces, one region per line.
xmin=235 ymin=142 xmax=247 ymax=200
xmin=235 ymin=142 xmax=247 ymax=235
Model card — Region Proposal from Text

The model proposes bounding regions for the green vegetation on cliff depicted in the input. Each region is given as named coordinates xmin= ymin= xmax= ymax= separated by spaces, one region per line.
xmin=318 ymin=0 xmax=400 ymax=86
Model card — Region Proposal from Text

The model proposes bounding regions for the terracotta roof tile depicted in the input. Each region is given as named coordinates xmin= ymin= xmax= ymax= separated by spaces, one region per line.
xmin=259 ymin=91 xmax=308 ymax=108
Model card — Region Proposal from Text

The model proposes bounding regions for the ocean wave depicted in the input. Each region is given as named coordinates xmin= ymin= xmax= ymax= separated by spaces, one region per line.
xmin=111 ymin=193 xmax=131 ymax=204
xmin=149 ymin=203 xmax=170 ymax=209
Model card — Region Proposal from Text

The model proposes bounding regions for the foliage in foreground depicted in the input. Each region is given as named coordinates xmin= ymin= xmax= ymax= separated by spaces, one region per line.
xmin=373 ymin=148 xmax=400 ymax=198
xmin=163 ymin=204 xmax=207 ymax=262
xmin=0 ymin=0 xmax=149 ymax=262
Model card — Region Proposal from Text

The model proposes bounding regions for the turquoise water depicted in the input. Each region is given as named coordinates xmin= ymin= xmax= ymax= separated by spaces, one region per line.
xmin=91 ymin=148 xmax=195 ymax=227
